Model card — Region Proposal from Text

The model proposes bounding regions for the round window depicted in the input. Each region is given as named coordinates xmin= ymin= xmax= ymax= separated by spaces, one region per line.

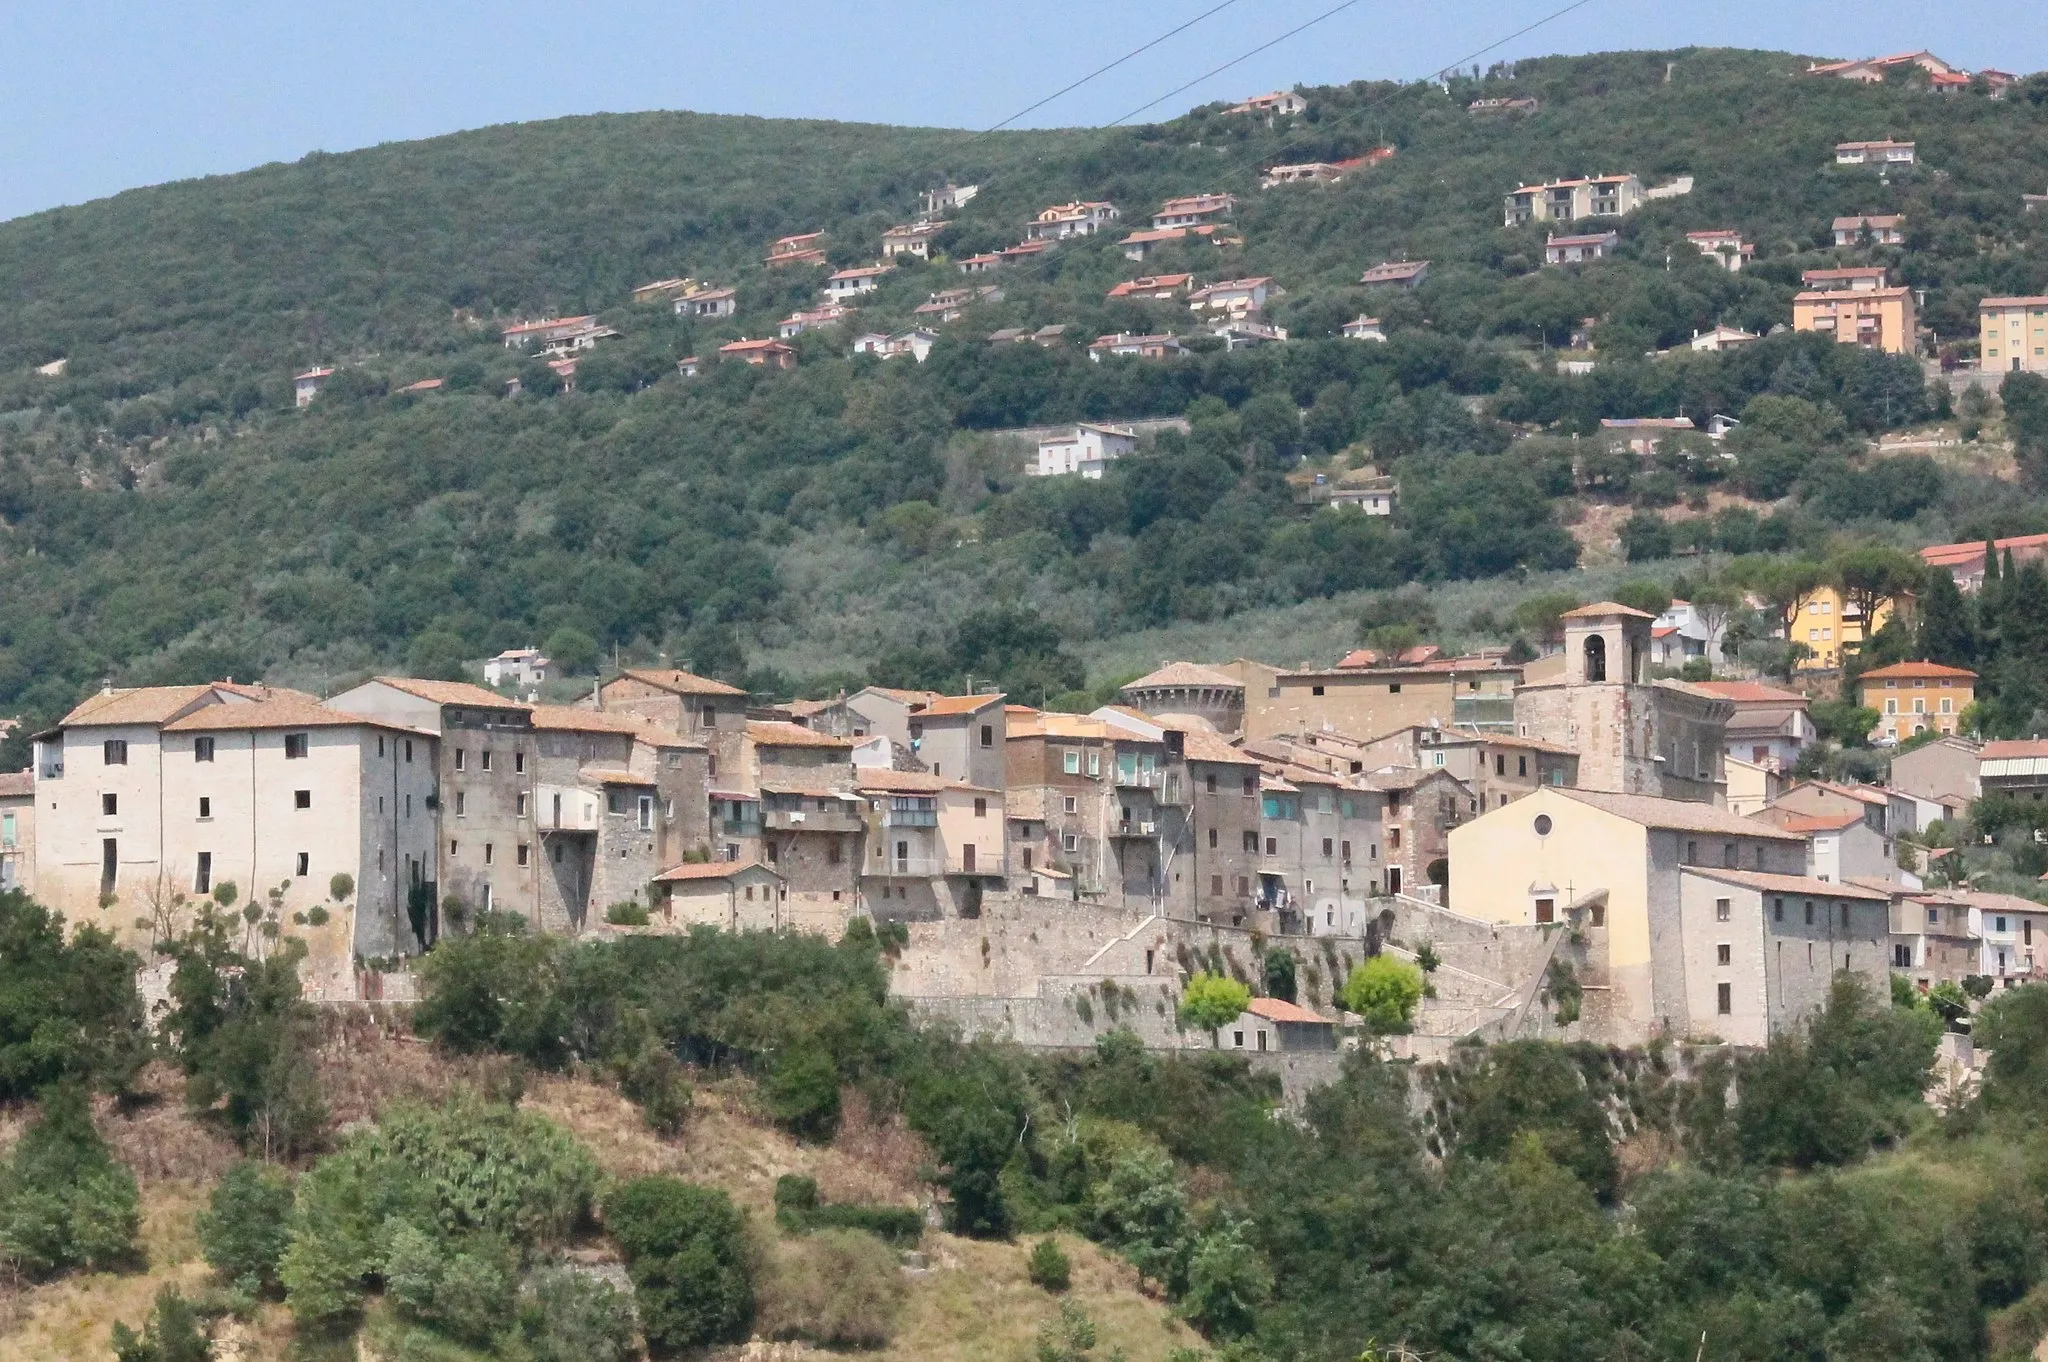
xmin=1533 ymin=814 xmax=1553 ymax=837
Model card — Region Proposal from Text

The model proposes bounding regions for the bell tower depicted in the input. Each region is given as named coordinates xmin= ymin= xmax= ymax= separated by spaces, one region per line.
xmin=1562 ymin=603 xmax=1651 ymax=685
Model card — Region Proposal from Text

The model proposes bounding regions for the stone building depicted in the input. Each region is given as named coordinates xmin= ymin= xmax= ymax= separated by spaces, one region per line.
xmin=744 ymin=721 xmax=862 ymax=933
xmin=597 ymin=666 xmax=749 ymax=784
xmin=1119 ymin=661 xmax=1246 ymax=735
xmin=1514 ymin=603 xmax=1730 ymax=803
xmin=855 ymin=768 xmax=1005 ymax=920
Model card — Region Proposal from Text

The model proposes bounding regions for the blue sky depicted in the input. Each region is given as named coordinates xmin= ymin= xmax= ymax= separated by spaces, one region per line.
xmin=3 ymin=0 xmax=2043 ymax=222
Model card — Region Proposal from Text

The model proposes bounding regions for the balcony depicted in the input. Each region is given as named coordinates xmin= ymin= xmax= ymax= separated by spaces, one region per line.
xmin=884 ymin=809 xmax=938 ymax=828
xmin=538 ymin=784 xmax=600 ymax=831
xmin=1113 ymin=820 xmax=1160 ymax=838
xmin=765 ymin=806 xmax=865 ymax=834
xmin=873 ymin=856 xmax=944 ymax=878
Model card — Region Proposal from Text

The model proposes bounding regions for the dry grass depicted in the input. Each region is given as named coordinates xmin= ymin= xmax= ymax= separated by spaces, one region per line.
xmin=0 ymin=1181 xmax=210 ymax=1362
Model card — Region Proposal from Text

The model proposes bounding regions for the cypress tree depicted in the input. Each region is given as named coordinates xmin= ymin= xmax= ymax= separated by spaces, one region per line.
xmin=1915 ymin=571 xmax=1977 ymax=668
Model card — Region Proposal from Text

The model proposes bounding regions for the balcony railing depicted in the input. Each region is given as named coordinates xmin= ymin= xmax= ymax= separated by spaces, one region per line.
xmin=765 ymin=807 xmax=864 ymax=833
xmin=884 ymin=809 xmax=938 ymax=828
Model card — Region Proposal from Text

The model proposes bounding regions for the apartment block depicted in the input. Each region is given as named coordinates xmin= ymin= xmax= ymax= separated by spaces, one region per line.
xmin=1980 ymin=295 xmax=2048 ymax=374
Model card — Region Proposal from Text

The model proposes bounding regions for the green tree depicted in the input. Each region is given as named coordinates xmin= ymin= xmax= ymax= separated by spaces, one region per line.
xmin=1340 ymin=956 xmax=1424 ymax=1033
xmin=1178 ymin=972 xmax=1251 ymax=1041
xmin=1831 ymin=546 xmax=1926 ymax=657
xmin=1028 ymin=1236 xmax=1073 ymax=1292
xmin=1088 ymin=1147 xmax=1188 ymax=1288
xmin=605 ymin=1176 xmax=755 ymax=1354
xmin=197 ymin=1161 xmax=296 ymax=1295
xmin=543 ymin=626 xmax=601 ymax=677
xmin=0 ymin=1084 xmax=141 ymax=1278
xmin=2003 ymin=372 xmax=2048 ymax=486
xmin=1262 ymin=950 xmax=1297 ymax=1004
xmin=405 ymin=629 xmax=469 ymax=682
xmin=0 ymin=889 xmax=147 ymax=1099
xmin=1978 ymin=984 xmax=2048 ymax=1112
xmin=1915 ymin=570 xmax=1977 ymax=668
xmin=1182 ymin=1216 xmax=1274 ymax=1338
xmin=1037 ymin=1300 xmax=1099 ymax=1362
xmin=110 ymin=1286 xmax=211 ymax=1362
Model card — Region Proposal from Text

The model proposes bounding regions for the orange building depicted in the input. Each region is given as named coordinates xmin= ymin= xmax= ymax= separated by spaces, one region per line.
xmin=1855 ymin=661 xmax=1977 ymax=742
xmin=1792 ymin=285 xmax=1917 ymax=354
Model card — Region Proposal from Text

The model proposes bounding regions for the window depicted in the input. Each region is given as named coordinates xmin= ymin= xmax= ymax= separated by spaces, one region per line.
xmin=1064 ymin=750 xmax=1081 ymax=775
xmin=104 ymin=739 xmax=128 ymax=765
xmin=1211 ymin=874 xmax=1224 ymax=895
xmin=980 ymin=724 xmax=994 ymax=749
xmin=285 ymin=733 xmax=309 ymax=759
xmin=1242 ymin=776 xmax=1256 ymax=795
xmin=1517 ymin=755 xmax=1528 ymax=777
xmin=1322 ymin=838 xmax=1334 ymax=857
xmin=1236 ymin=876 xmax=1250 ymax=895
xmin=1716 ymin=897 xmax=1731 ymax=922
xmin=294 ymin=790 xmax=311 ymax=810
xmin=1717 ymin=943 xmax=1731 ymax=965
xmin=194 ymin=852 xmax=212 ymax=893
xmin=1685 ymin=840 xmax=1698 ymax=864
xmin=516 ymin=792 xmax=528 ymax=817
xmin=101 ymin=792 xmax=117 ymax=817
xmin=1804 ymin=900 xmax=1814 ymax=925
xmin=1773 ymin=897 xmax=1784 ymax=922
xmin=514 ymin=751 xmax=526 ymax=774
xmin=1840 ymin=903 xmax=1850 ymax=928
xmin=1388 ymin=683 xmax=1401 ymax=694
xmin=1087 ymin=752 xmax=1101 ymax=778
xmin=638 ymin=796 xmax=653 ymax=831
xmin=101 ymin=838 xmax=118 ymax=892
xmin=1242 ymin=830 xmax=1256 ymax=851
xmin=1717 ymin=982 xmax=1732 ymax=1015
xmin=481 ymin=750 xmax=493 ymax=772
xmin=1534 ymin=897 xmax=1554 ymax=923
xmin=454 ymin=792 xmax=466 ymax=817
xmin=454 ymin=749 xmax=466 ymax=771
xmin=198 ymin=796 xmax=212 ymax=820
xmin=484 ymin=844 xmax=494 ymax=865
xmin=1997 ymin=915 xmax=2009 ymax=933
xmin=1062 ymin=796 xmax=1078 ymax=814
xmin=963 ymin=843 xmax=976 ymax=873
xmin=1206 ymin=773 xmax=1217 ymax=794
xmin=699 ymin=705 xmax=716 ymax=728
xmin=450 ymin=840 xmax=459 ymax=857
xmin=1264 ymin=837 xmax=1277 ymax=856
xmin=377 ymin=736 xmax=385 ymax=757
xmin=1927 ymin=906 xmax=1939 ymax=925
xmin=194 ymin=737 xmax=215 ymax=762
xmin=974 ymin=797 xmax=987 ymax=818
xmin=1494 ymin=754 xmax=1506 ymax=776
xmin=517 ymin=843 xmax=529 ymax=867
xmin=405 ymin=740 xmax=414 ymax=763
xmin=295 ymin=852 xmax=309 ymax=877
xmin=1063 ymin=832 xmax=1079 ymax=852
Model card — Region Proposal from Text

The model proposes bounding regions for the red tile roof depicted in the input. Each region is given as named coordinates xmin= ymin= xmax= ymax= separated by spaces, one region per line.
xmin=1245 ymin=997 xmax=1328 ymax=1024
xmin=1856 ymin=661 xmax=1978 ymax=682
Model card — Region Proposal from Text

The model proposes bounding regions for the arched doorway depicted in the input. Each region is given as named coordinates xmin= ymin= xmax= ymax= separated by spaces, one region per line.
xmin=1583 ymin=633 xmax=1607 ymax=682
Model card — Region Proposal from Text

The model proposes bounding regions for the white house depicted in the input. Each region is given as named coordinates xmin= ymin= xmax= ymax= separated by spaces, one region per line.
xmin=1024 ymin=202 xmax=1120 ymax=241
xmin=851 ymin=330 xmax=939 ymax=363
xmin=1150 ymin=194 xmax=1236 ymax=230
xmin=1226 ymin=91 xmax=1306 ymax=117
xmin=671 ymin=286 xmax=736 ymax=319
xmin=1836 ymin=140 xmax=1916 ymax=166
xmin=1685 ymin=230 xmax=1753 ymax=272
xmin=1546 ymin=231 xmax=1620 ymax=265
xmin=1188 ymin=277 xmax=1275 ymax=317
xmin=294 ymin=368 xmax=334 ymax=408
xmin=1341 ymin=315 xmax=1387 ymax=342
xmin=483 ymin=648 xmax=550 ymax=689
xmin=825 ymin=265 xmax=894 ymax=303
xmin=1688 ymin=325 xmax=1760 ymax=353
xmin=881 ymin=221 xmax=947 ymax=259
xmin=1033 ymin=424 xmax=1140 ymax=479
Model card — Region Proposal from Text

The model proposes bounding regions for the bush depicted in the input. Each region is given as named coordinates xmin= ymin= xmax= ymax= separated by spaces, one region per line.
xmin=516 ymin=1267 xmax=638 ymax=1362
xmin=0 ymin=890 xmax=148 ymax=1100
xmin=763 ymin=1041 xmax=842 ymax=1141
xmin=0 ymin=1084 xmax=141 ymax=1278
xmin=1178 ymin=972 xmax=1251 ymax=1039
xmin=774 ymin=1174 xmax=820 ymax=1211
xmin=110 ymin=1286 xmax=212 ymax=1362
xmin=758 ymin=1227 xmax=906 ymax=1348
xmin=1340 ymin=956 xmax=1425 ymax=1032
xmin=1029 ymin=1236 xmax=1073 ymax=1292
xmin=604 ymin=901 xmax=651 ymax=927
xmin=197 ymin=1160 xmax=295 ymax=1294
xmin=606 ymin=1176 xmax=755 ymax=1353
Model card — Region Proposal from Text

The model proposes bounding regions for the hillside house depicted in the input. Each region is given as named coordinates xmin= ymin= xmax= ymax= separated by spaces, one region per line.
xmin=1963 ymin=891 xmax=2048 ymax=985
xmin=856 ymin=768 xmax=1004 ymax=920
xmin=1889 ymin=735 xmax=1981 ymax=812
xmin=920 ymin=183 xmax=979 ymax=216
xmin=956 ymin=253 xmax=1003 ymax=275
xmin=483 ymin=648 xmax=550 ymax=688
xmin=1980 ymin=295 xmax=2048 ymax=374
xmin=778 ymin=304 xmax=854 ymax=338
xmin=1318 ymin=469 xmax=1397 ymax=512
xmin=1920 ymin=532 xmax=2048 ymax=590
xmin=997 ymin=239 xmax=1055 ymax=263
xmin=2025 ymin=193 xmax=2048 ymax=212
xmin=1347 ymin=725 xmax=1577 ymax=815
xmin=672 ymin=285 xmax=736 ymax=319
xmin=1117 ymin=224 xmax=1238 ymax=260
xmin=718 ymin=338 xmax=797 ymax=370
xmin=1226 ymin=90 xmax=1306 ymax=117
xmin=630 ymin=277 xmax=695 ymax=304
xmin=912 ymin=286 xmax=1001 ymax=323
xmin=1210 ymin=321 xmax=1287 ymax=351
xmin=1694 ymin=680 xmax=1815 ymax=769
xmin=1793 ymin=285 xmax=1917 ymax=354
xmin=1753 ymin=804 xmax=1896 ymax=886
xmin=1803 ymin=266 xmax=1890 ymax=292
xmin=881 ymin=221 xmax=947 ymax=259
xmin=766 ymin=232 xmax=828 ymax=267
xmin=1025 ymin=201 xmax=1120 ymax=241
xmin=1188 ymin=277 xmax=1275 ymax=317
xmin=502 ymin=317 xmax=600 ymax=350
xmin=1836 ymin=140 xmax=1916 ymax=166
xmin=655 ymin=861 xmax=788 ymax=932
xmin=1600 ymin=417 xmax=1693 ymax=454
xmin=740 ymin=720 xmax=862 ymax=933
xmin=1259 ymin=150 xmax=1393 ymax=187
xmin=1976 ymin=739 xmax=2048 ymax=803
xmin=1546 ymin=231 xmax=1619 ymax=265
xmin=1855 ymin=661 xmax=1976 ymax=741
xmin=1504 ymin=174 xmax=1644 ymax=226
xmin=1216 ymin=997 xmax=1336 ymax=1052
xmin=1468 ymin=95 xmax=1541 ymax=112
xmin=824 ymin=264 xmax=894 ymax=303
xmin=1686 ymin=325 xmax=1759 ymax=352
xmin=1033 ymin=424 xmax=1140 ymax=479
xmin=293 ymin=367 xmax=334 ymax=408
xmin=0 ymin=771 xmax=31 ymax=894
xmin=1088 ymin=332 xmax=1190 ymax=362
xmin=851 ymin=329 xmax=939 ymax=363
xmin=1833 ymin=214 xmax=1905 ymax=246
xmin=1106 ymin=274 xmax=1192 ymax=301
xmin=1150 ymin=193 xmax=1236 ymax=230
xmin=1686 ymin=229 xmax=1753 ymax=271
xmin=1342 ymin=315 xmax=1387 ymax=342
xmin=1808 ymin=51 xmax=1958 ymax=81
xmin=1360 ymin=259 xmax=1430 ymax=287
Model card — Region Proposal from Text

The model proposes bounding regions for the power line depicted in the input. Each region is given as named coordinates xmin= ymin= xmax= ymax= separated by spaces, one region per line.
xmin=981 ymin=0 xmax=1245 ymax=134
xmin=1104 ymin=0 xmax=1367 ymax=128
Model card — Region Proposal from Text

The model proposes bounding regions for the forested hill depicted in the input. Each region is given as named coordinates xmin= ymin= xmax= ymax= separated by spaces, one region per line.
xmin=0 ymin=47 xmax=2046 ymax=740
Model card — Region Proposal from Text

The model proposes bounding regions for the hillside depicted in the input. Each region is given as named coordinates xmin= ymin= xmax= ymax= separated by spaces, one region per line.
xmin=0 ymin=48 xmax=2047 ymax=734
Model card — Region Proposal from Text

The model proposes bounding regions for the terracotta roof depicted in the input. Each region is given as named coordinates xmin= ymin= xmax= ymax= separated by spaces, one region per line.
xmin=1795 ymin=779 xmax=1891 ymax=807
xmin=854 ymin=768 xmax=998 ymax=795
xmin=530 ymin=705 xmax=648 ymax=734
xmin=747 ymin=720 xmax=854 ymax=749
xmin=371 ymin=677 xmax=528 ymax=709
xmin=62 ymin=684 xmax=225 ymax=728
xmin=861 ymin=686 xmax=943 ymax=707
xmin=1179 ymin=728 xmax=1259 ymax=766
xmin=1560 ymin=601 xmax=1656 ymax=620
xmin=580 ymin=764 xmax=651 ymax=785
xmin=1857 ymin=661 xmax=1978 ymax=682
xmin=0 ymin=771 xmax=32 ymax=797
xmin=1759 ymin=808 xmax=1866 ymax=834
xmin=614 ymin=667 xmax=746 ymax=697
xmin=1683 ymin=867 xmax=1892 ymax=901
xmin=164 ymin=696 xmax=416 ymax=734
xmin=1367 ymin=767 xmax=1465 ymax=792
xmin=1725 ymin=708 xmax=1805 ymax=735
xmin=1245 ymin=996 xmax=1328 ymax=1024
xmin=1553 ymin=788 xmax=1801 ymax=839
xmin=1692 ymin=680 xmax=1809 ymax=705
xmin=655 ymin=860 xmax=782 ymax=883
xmin=915 ymin=693 xmax=1005 ymax=717
xmin=759 ymin=783 xmax=860 ymax=799
xmin=1124 ymin=661 xmax=1242 ymax=691
xmin=1922 ymin=532 xmax=2048 ymax=568
xmin=1983 ymin=740 xmax=2048 ymax=761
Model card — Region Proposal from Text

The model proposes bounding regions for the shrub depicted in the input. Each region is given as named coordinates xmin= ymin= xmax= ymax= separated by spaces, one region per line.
xmin=0 ymin=1084 xmax=141 ymax=1278
xmin=110 ymin=1286 xmax=211 ymax=1362
xmin=763 ymin=1041 xmax=842 ymax=1140
xmin=1029 ymin=1236 xmax=1073 ymax=1292
xmin=759 ymin=1227 xmax=906 ymax=1348
xmin=604 ymin=901 xmax=651 ymax=927
xmin=605 ymin=1176 xmax=755 ymax=1353
xmin=0 ymin=890 xmax=148 ymax=1100
xmin=1037 ymin=1300 xmax=1098 ymax=1362
xmin=1178 ymin=972 xmax=1251 ymax=1039
xmin=516 ymin=1267 xmax=638 ymax=1362
xmin=774 ymin=1175 xmax=820 ymax=1211
xmin=197 ymin=1160 xmax=295 ymax=1294
xmin=1340 ymin=956 xmax=1425 ymax=1033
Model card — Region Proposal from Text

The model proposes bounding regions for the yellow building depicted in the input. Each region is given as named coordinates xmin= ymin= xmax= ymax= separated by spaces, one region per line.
xmin=1981 ymin=294 xmax=2048 ymax=375
xmin=1855 ymin=661 xmax=1977 ymax=742
xmin=1790 ymin=585 xmax=1896 ymax=669
xmin=1792 ymin=285 xmax=1917 ymax=354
